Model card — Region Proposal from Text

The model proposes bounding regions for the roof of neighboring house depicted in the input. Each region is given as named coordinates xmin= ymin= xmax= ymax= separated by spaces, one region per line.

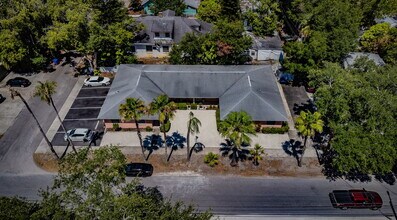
xmin=141 ymin=0 xmax=200 ymax=9
xmin=343 ymin=52 xmax=386 ymax=69
xmin=247 ymin=32 xmax=283 ymax=50
xmin=375 ymin=16 xmax=397 ymax=27
xmin=134 ymin=13 xmax=212 ymax=44
xmin=98 ymin=65 xmax=289 ymax=122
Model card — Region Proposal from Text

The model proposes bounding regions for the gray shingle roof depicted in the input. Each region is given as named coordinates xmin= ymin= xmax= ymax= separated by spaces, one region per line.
xmin=98 ymin=65 xmax=288 ymax=122
xmin=134 ymin=16 xmax=212 ymax=44
xmin=141 ymin=0 xmax=200 ymax=8
xmin=343 ymin=52 xmax=386 ymax=69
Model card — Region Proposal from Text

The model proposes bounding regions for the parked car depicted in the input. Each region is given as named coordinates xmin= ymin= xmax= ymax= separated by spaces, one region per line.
xmin=329 ymin=189 xmax=383 ymax=210
xmin=64 ymin=128 xmax=94 ymax=142
xmin=279 ymin=73 xmax=294 ymax=85
xmin=125 ymin=163 xmax=153 ymax=177
xmin=6 ymin=77 xmax=31 ymax=87
xmin=84 ymin=76 xmax=111 ymax=87
xmin=0 ymin=94 xmax=5 ymax=103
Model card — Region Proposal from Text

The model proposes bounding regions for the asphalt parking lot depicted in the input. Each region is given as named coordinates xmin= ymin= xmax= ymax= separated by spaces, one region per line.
xmin=51 ymin=86 xmax=110 ymax=146
xmin=281 ymin=85 xmax=311 ymax=118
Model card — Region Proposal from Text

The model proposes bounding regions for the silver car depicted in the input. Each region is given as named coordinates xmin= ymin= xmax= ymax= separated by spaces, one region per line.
xmin=64 ymin=128 xmax=94 ymax=142
xmin=84 ymin=76 xmax=111 ymax=87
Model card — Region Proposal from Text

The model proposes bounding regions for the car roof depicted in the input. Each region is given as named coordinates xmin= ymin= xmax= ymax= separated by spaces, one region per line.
xmin=73 ymin=128 xmax=90 ymax=134
xmin=12 ymin=77 xmax=28 ymax=80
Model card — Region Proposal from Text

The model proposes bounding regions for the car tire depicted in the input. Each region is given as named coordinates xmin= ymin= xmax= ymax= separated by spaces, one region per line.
xmin=102 ymin=83 xmax=107 ymax=86
xmin=370 ymin=207 xmax=380 ymax=211
xmin=87 ymin=84 xmax=91 ymax=87
xmin=340 ymin=207 xmax=348 ymax=210
xmin=21 ymin=84 xmax=25 ymax=88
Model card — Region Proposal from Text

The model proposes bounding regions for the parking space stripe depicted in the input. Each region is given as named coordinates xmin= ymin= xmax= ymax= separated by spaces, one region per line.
xmin=95 ymin=121 xmax=100 ymax=130
xmin=70 ymin=107 xmax=102 ymax=109
xmin=75 ymin=96 xmax=107 ymax=99
xmin=64 ymin=118 xmax=99 ymax=121
xmin=80 ymin=87 xmax=110 ymax=90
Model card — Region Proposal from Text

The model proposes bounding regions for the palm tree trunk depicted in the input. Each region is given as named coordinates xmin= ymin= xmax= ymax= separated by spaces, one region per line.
xmin=163 ymin=129 xmax=167 ymax=159
xmin=167 ymin=147 xmax=174 ymax=162
xmin=19 ymin=94 xmax=59 ymax=159
xmin=186 ymin=126 xmax=191 ymax=161
xmin=50 ymin=97 xmax=77 ymax=154
xmin=298 ymin=136 xmax=308 ymax=167
xmin=134 ymin=119 xmax=146 ymax=161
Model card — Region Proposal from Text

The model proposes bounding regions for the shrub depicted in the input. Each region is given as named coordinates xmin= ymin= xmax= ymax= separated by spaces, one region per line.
xmin=112 ymin=123 xmax=121 ymax=131
xmin=204 ymin=152 xmax=219 ymax=167
xmin=255 ymin=124 xmax=261 ymax=132
xmin=191 ymin=103 xmax=197 ymax=110
xmin=261 ymin=124 xmax=289 ymax=134
xmin=178 ymin=103 xmax=187 ymax=110
xmin=145 ymin=126 xmax=153 ymax=132
xmin=160 ymin=121 xmax=171 ymax=132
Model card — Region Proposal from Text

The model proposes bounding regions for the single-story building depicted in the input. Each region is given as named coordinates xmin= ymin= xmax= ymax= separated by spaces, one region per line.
xmin=98 ymin=65 xmax=288 ymax=130
xmin=132 ymin=10 xmax=212 ymax=59
xmin=343 ymin=52 xmax=386 ymax=69
xmin=247 ymin=32 xmax=284 ymax=62
xmin=142 ymin=0 xmax=200 ymax=16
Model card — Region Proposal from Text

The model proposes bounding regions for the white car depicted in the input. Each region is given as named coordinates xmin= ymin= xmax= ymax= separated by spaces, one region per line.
xmin=84 ymin=76 xmax=111 ymax=87
xmin=64 ymin=128 xmax=94 ymax=142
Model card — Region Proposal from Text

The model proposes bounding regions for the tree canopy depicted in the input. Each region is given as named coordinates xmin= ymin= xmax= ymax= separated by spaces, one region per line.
xmin=197 ymin=0 xmax=221 ymax=23
xmin=309 ymin=62 xmax=397 ymax=174
xmin=150 ymin=0 xmax=187 ymax=16
xmin=0 ymin=147 xmax=213 ymax=219
xmin=244 ymin=0 xmax=280 ymax=37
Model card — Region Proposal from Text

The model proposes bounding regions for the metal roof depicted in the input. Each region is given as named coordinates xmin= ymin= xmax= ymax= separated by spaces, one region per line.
xmin=98 ymin=65 xmax=288 ymax=121
xmin=343 ymin=52 xmax=386 ymax=69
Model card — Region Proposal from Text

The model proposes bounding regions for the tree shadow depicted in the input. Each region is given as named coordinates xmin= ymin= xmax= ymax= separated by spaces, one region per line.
xmin=143 ymin=134 xmax=163 ymax=161
xmin=293 ymin=100 xmax=317 ymax=115
xmin=282 ymin=139 xmax=302 ymax=165
xmin=219 ymin=139 xmax=250 ymax=167
xmin=321 ymin=147 xmax=372 ymax=183
xmin=166 ymin=132 xmax=186 ymax=162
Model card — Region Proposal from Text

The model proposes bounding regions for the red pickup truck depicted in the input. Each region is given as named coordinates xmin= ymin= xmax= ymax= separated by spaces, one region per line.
xmin=329 ymin=189 xmax=383 ymax=210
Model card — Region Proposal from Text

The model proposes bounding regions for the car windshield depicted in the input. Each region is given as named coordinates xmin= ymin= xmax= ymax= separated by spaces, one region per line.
xmin=98 ymin=77 xmax=104 ymax=81
xmin=69 ymin=129 xmax=75 ymax=135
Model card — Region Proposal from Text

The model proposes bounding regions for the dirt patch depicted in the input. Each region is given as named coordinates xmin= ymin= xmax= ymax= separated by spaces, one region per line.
xmin=34 ymin=151 xmax=322 ymax=177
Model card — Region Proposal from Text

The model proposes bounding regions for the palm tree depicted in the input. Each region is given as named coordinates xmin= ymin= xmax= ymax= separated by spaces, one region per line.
xmin=219 ymin=111 xmax=256 ymax=166
xmin=295 ymin=111 xmax=324 ymax=167
xmin=34 ymin=81 xmax=77 ymax=154
xmin=187 ymin=111 xmax=201 ymax=161
xmin=250 ymin=144 xmax=265 ymax=166
xmin=119 ymin=98 xmax=147 ymax=161
xmin=148 ymin=95 xmax=177 ymax=158
xmin=10 ymin=88 xmax=60 ymax=159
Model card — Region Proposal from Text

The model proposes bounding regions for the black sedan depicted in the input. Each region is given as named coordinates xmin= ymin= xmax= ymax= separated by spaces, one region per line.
xmin=6 ymin=77 xmax=31 ymax=87
xmin=125 ymin=163 xmax=153 ymax=177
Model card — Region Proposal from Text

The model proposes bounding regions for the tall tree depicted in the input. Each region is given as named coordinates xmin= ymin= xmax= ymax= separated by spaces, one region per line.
xmin=9 ymin=89 xmax=59 ymax=159
xmin=219 ymin=0 xmax=241 ymax=21
xmin=34 ymin=81 xmax=77 ymax=154
xmin=295 ymin=111 xmax=324 ymax=167
xmin=150 ymin=0 xmax=187 ymax=16
xmin=219 ymin=111 xmax=256 ymax=166
xmin=148 ymin=95 xmax=177 ymax=159
xmin=244 ymin=0 xmax=280 ymax=37
xmin=119 ymin=98 xmax=147 ymax=161
xmin=186 ymin=111 xmax=201 ymax=161
xmin=197 ymin=0 xmax=221 ymax=23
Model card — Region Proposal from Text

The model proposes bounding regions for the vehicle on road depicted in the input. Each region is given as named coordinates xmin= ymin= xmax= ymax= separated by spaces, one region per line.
xmin=0 ymin=94 xmax=5 ymax=103
xmin=64 ymin=128 xmax=94 ymax=142
xmin=6 ymin=77 xmax=31 ymax=87
xmin=329 ymin=189 xmax=383 ymax=210
xmin=278 ymin=73 xmax=294 ymax=85
xmin=84 ymin=76 xmax=111 ymax=87
xmin=125 ymin=163 xmax=153 ymax=177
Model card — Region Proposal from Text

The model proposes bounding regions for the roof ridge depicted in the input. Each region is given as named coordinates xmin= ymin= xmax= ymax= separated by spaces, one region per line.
xmin=251 ymin=90 xmax=288 ymax=121
xmin=221 ymin=90 xmax=252 ymax=118
xmin=218 ymin=72 xmax=248 ymax=97
xmin=140 ymin=69 xmax=167 ymax=96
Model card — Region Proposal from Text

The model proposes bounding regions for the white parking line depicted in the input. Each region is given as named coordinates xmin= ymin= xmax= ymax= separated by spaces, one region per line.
xmin=80 ymin=87 xmax=110 ymax=90
xmin=95 ymin=121 xmax=100 ymax=130
xmin=75 ymin=96 xmax=107 ymax=99
xmin=64 ymin=118 xmax=99 ymax=121
xmin=70 ymin=107 xmax=102 ymax=110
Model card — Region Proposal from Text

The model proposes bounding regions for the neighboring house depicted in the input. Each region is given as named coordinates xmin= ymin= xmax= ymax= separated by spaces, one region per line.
xmin=142 ymin=0 xmax=200 ymax=16
xmin=343 ymin=52 xmax=386 ymax=69
xmin=247 ymin=32 xmax=284 ymax=62
xmin=375 ymin=16 xmax=397 ymax=28
xmin=98 ymin=64 xmax=288 ymax=130
xmin=133 ymin=11 xmax=212 ymax=58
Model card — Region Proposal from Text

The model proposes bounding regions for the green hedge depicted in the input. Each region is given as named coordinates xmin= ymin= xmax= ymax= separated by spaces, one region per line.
xmin=160 ymin=121 xmax=171 ymax=132
xmin=145 ymin=126 xmax=153 ymax=132
xmin=177 ymin=103 xmax=187 ymax=110
xmin=261 ymin=124 xmax=289 ymax=134
xmin=191 ymin=103 xmax=197 ymax=110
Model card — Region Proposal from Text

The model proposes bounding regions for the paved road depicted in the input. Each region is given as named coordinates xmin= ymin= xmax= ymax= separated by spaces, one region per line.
xmin=0 ymin=64 xmax=77 ymax=174
xmin=0 ymin=174 xmax=396 ymax=218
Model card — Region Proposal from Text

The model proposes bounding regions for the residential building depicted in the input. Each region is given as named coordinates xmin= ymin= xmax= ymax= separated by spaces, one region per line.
xmin=142 ymin=0 xmax=200 ymax=16
xmin=247 ymin=32 xmax=284 ymax=62
xmin=375 ymin=16 xmax=397 ymax=28
xmin=132 ymin=11 xmax=212 ymax=59
xmin=343 ymin=52 xmax=386 ymax=69
xmin=98 ymin=65 xmax=289 ymax=130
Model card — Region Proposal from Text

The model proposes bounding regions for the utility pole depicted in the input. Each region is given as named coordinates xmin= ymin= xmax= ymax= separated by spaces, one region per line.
xmin=387 ymin=191 xmax=397 ymax=220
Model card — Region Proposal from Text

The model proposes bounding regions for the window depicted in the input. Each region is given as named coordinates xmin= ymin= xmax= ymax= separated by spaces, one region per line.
xmin=131 ymin=46 xmax=136 ymax=52
xmin=155 ymin=32 xmax=160 ymax=37
xmin=251 ymin=51 xmax=255 ymax=56
xmin=163 ymin=46 xmax=169 ymax=52
xmin=165 ymin=32 xmax=170 ymax=38
xmin=146 ymin=45 xmax=153 ymax=52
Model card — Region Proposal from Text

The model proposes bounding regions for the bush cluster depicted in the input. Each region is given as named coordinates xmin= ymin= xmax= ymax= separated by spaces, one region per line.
xmin=160 ymin=121 xmax=171 ymax=132
xmin=261 ymin=125 xmax=289 ymax=134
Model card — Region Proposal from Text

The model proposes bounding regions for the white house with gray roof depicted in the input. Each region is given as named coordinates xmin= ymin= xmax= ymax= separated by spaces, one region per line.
xmin=132 ymin=11 xmax=212 ymax=59
xmin=98 ymin=64 xmax=288 ymax=130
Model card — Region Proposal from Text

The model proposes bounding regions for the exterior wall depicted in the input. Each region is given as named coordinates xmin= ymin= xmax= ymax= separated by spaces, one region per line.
xmin=184 ymin=7 xmax=197 ymax=16
xmin=133 ymin=44 xmax=172 ymax=58
xmin=254 ymin=121 xmax=283 ymax=128
xmin=256 ymin=50 xmax=283 ymax=61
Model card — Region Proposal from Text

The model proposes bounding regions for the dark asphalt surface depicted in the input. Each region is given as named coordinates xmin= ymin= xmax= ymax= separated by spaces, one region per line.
xmin=64 ymin=108 xmax=101 ymax=119
xmin=77 ymin=88 xmax=109 ymax=97
xmin=71 ymin=98 xmax=106 ymax=108
xmin=281 ymin=85 xmax=311 ymax=117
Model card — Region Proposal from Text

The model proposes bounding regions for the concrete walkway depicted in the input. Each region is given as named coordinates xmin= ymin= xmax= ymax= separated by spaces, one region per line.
xmin=101 ymin=110 xmax=317 ymax=157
